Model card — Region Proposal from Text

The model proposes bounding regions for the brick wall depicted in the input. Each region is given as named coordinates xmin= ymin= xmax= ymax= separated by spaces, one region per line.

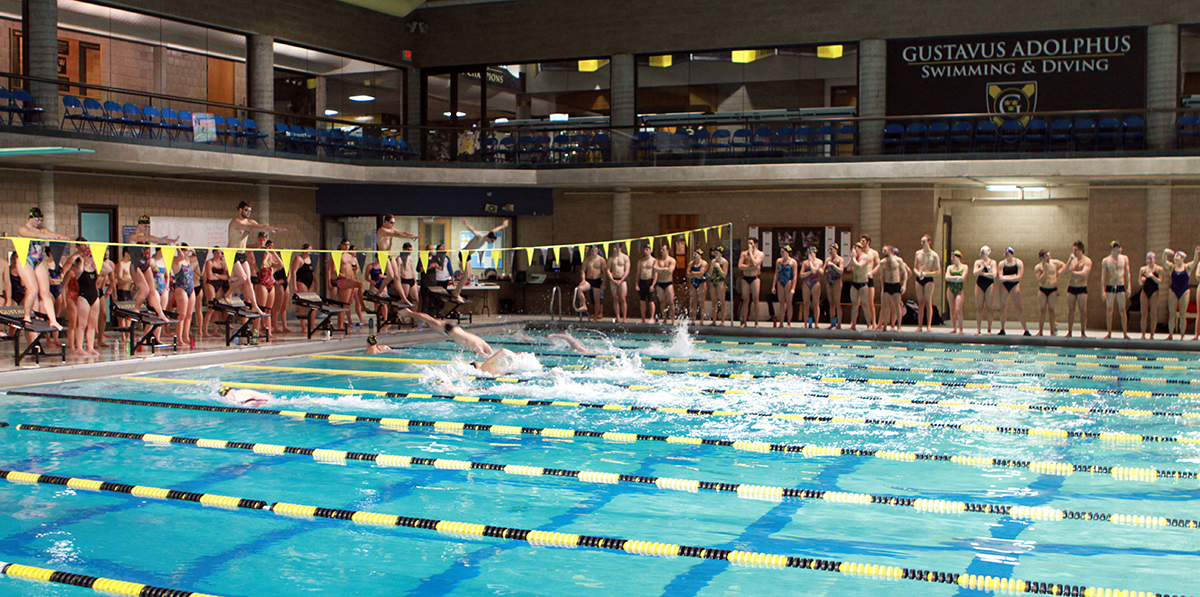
xmin=1088 ymin=187 xmax=1147 ymax=330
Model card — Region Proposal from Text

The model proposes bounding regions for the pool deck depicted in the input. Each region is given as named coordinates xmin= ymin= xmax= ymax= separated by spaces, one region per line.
xmin=1 ymin=315 xmax=1195 ymax=388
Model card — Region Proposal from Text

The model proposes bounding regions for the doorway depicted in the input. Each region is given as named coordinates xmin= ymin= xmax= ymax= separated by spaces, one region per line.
xmin=79 ymin=205 xmax=118 ymax=262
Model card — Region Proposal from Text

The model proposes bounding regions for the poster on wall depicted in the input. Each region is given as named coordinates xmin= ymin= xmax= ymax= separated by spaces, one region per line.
xmin=751 ymin=225 xmax=853 ymax=268
xmin=886 ymin=27 xmax=1146 ymax=117
xmin=193 ymin=113 xmax=218 ymax=143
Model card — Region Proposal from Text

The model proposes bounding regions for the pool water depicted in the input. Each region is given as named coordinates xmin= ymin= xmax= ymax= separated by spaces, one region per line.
xmin=2 ymin=327 xmax=1199 ymax=596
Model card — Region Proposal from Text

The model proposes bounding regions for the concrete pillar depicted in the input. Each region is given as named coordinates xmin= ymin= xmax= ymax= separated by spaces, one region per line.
xmin=314 ymin=76 xmax=327 ymax=118
xmin=38 ymin=168 xmax=54 ymax=232
xmin=860 ymin=185 xmax=881 ymax=242
xmin=612 ymin=187 xmax=632 ymax=239
xmin=857 ymin=39 xmax=886 ymax=156
xmin=609 ymin=53 xmax=635 ymax=162
xmin=1146 ymin=25 xmax=1179 ymax=151
xmin=247 ymin=34 xmax=274 ymax=149
xmin=406 ymin=66 xmax=422 ymax=151
xmin=516 ymin=64 xmax=534 ymax=120
xmin=257 ymin=181 xmax=271 ymax=226
xmin=1146 ymin=185 xmax=1171 ymax=253
xmin=23 ymin=0 xmax=59 ymax=126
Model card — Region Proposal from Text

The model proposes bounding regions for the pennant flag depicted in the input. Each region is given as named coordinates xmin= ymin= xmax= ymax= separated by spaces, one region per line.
xmin=10 ymin=237 xmax=29 ymax=269
xmin=491 ymin=249 xmax=501 ymax=266
xmin=460 ymin=250 xmax=471 ymax=269
xmin=281 ymin=250 xmax=295 ymax=277
xmin=524 ymin=246 xmax=535 ymax=266
xmin=624 ymin=239 xmax=631 ymax=255
xmin=418 ymin=250 xmax=428 ymax=272
xmin=222 ymin=248 xmax=238 ymax=271
xmin=704 ymin=227 xmax=709 ymax=243
xmin=331 ymin=250 xmax=345 ymax=275
xmin=376 ymin=251 xmax=388 ymax=275
xmin=556 ymin=246 xmax=566 ymax=264
xmin=577 ymin=245 xmax=586 ymax=261
xmin=88 ymin=242 xmax=107 ymax=271
xmin=160 ymin=246 xmax=175 ymax=274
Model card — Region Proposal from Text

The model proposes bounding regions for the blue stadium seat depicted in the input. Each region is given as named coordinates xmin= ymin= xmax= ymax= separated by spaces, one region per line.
xmin=881 ymin=123 xmax=904 ymax=154
xmin=812 ymin=125 xmax=836 ymax=155
xmin=140 ymin=105 xmax=164 ymax=139
xmin=948 ymin=121 xmax=973 ymax=152
xmin=241 ymin=118 xmax=268 ymax=148
xmin=710 ymin=129 xmax=732 ymax=153
xmin=902 ymin=123 xmax=927 ymax=154
xmin=1048 ymin=119 xmax=1073 ymax=151
xmin=1072 ymin=118 xmax=1097 ymax=151
xmin=835 ymin=125 xmax=857 ymax=155
xmin=1121 ymin=116 xmax=1145 ymax=150
xmin=926 ymin=121 xmax=949 ymax=152
xmin=792 ymin=126 xmax=814 ymax=155
xmin=1022 ymin=119 xmax=1048 ymax=152
xmin=82 ymin=98 xmax=109 ymax=134
xmin=61 ymin=96 xmax=92 ymax=132
xmin=974 ymin=121 xmax=999 ymax=151
xmin=730 ymin=128 xmax=753 ymax=153
xmin=1095 ymin=117 xmax=1121 ymax=151
xmin=998 ymin=120 xmax=1023 ymax=151
xmin=689 ymin=128 xmax=711 ymax=154
xmin=1175 ymin=114 xmax=1199 ymax=149
xmin=10 ymin=88 xmax=43 ymax=126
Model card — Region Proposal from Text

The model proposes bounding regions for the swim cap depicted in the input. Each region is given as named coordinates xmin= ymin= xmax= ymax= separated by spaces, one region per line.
xmin=830 ymin=243 xmax=839 ymax=251
xmin=367 ymin=335 xmax=378 ymax=346
xmin=218 ymin=387 xmax=232 ymax=396
xmin=137 ymin=215 xmax=150 ymax=225
xmin=28 ymin=207 xmax=43 ymax=219
xmin=1005 ymin=246 xmax=1015 ymax=255
xmin=981 ymin=245 xmax=991 ymax=255
xmin=1110 ymin=240 xmax=1121 ymax=248
xmin=783 ymin=245 xmax=792 ymax=253
xmin=854 ymin=241 xmax=864 ymax=249
xmin=952 ymin=250 xmax=963 ymax=258
xmin=715 ymin=246 xmax=725 ymax=253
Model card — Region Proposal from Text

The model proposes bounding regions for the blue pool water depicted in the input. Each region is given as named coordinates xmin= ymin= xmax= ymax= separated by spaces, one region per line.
xmin=2 ymin=328 xmax=1199 ymax=596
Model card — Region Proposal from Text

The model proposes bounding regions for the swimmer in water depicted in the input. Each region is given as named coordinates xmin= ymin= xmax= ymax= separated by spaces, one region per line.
xmin=218 ymin=386 xmax=272 ymax=408
xmin=400 ymin=308 xmax=493 ymax=358
xmin=471 ymin=348 xmax=527 ymax=375
xmin=365 ymin=334 xmax=391 ymax=355
xmin=547 ymin=333 xmax=594 ymax=354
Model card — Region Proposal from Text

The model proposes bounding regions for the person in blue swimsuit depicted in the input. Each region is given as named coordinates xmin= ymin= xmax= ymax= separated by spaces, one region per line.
xmin=774 ymin=246 xmax=797 ymax=327
xmin=1163 ymin=247 xmax=1200 ymax=340
xmin=798 ymin=246 xmax=823 ymax=328
xmin=825 ymin=243 xmax=844 ymax=329
xmin=172 ymin=245 xmax=197 ymax=348
xmin=16 ymin=207 xmax=70 ymax=328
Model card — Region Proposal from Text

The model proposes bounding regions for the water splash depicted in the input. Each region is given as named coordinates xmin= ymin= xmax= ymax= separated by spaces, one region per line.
xmin=641 ymin=320 xmax=694 ymax=357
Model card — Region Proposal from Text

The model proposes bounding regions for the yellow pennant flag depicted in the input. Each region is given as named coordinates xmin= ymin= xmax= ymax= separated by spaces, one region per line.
xmin=524 ymin=246 xmax=535 ymax=266
xmin=418 ymin=250 xmax=428 ymax=272
xmin=460 ymin=250 xmax=471 ymax=269
xmin=88 ymin=242 xmax=107 ymax=271
xmin=491 ymin=249 xmax=501 ymax=266
xmin=222 ymin=248 xmax=239 ymax=271
xmin=10 ymin=237 xmax=29 ymax=269
xmin=376 ymin=251 xmax=388 ymax=275
xmin=159 ymin=246 xmax=175 ymax=274
xmin=331 ymin=250 xmax=345 ymax=276
xmin=280 ymin=250 xmax=294 ymax=277
xmin=577 ymin=245 xmax=586 ymax=261
xmin=555 ymin=246 xmax=566 ymax=264
xmin=704 ymin=227 xmax=709 ymax=243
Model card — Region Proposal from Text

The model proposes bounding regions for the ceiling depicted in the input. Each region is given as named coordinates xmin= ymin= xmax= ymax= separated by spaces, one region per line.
xmin=335 ymin=0 xmax=515 ymax=18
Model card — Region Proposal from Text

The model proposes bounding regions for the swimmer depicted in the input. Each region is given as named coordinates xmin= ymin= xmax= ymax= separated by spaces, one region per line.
xmin=1064 ymin=240 xmax=1093 ymax=338
xmin=451 ymin=218 xmax=509 ymax=303
xmin=1100 ymin=240 xmax=1131 ymax=340
xmin=365 ymin=334 xmax=391 ymax=355
xmin=472 ymin=348 xmax=529 ymax=375
xmin=547 ymin=333 xmax=594 ymax=354
xmin=400 ymin=308 xmax=493 ymax=358
xmin=218 ymin=386 xmax=272 ymax=408
xmin=913 ymin=234 xmax=941 ymax=333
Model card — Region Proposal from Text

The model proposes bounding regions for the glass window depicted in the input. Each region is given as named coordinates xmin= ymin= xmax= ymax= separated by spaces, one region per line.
xmin=428 ymin=59 xmax=611 ymax=126
xmin=274 ymin=42 xmax=406 ymax=131
xmin=636 ymin=44 xmax=858 ymax=116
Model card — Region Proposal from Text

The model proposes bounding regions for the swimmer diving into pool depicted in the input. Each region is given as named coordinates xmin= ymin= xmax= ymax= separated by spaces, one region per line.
xmin=399 ymin=308 xmax=494 ymax=358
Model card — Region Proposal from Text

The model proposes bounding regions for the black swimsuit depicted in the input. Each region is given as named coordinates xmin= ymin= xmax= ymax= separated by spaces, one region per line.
xmin=1143 ymin=277 xmax=1159 ymax=299
xmin=1001 ymin=263 xmax=1019 ymax=291
xmin=296 ymin=261 xmax=315 ymax=287
xmin=78 ymin=269 xmax=99 ymax=305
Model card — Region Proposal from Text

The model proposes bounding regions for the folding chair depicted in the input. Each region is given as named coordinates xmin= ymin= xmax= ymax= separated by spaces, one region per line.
xmin=292 ymin=292 xmax=349 ymax=339
xmin=209 ymin=296 xmax=269 ymax=346
xmin=0 ymin=306 xmax=67 ymax=366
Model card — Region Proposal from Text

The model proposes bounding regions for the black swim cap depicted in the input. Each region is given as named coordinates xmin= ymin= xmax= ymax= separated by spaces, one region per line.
xmin=138 ymin=215 xmax=150 ymax=225
xmin=367 ymin=335 xmax=378 ymax=346
xmin=28 ymin=207 xmax=43 ymax=219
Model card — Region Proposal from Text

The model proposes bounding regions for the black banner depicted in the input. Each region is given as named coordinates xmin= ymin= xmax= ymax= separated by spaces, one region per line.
xmin=887 ymin=27 xmax=1146 ymax=117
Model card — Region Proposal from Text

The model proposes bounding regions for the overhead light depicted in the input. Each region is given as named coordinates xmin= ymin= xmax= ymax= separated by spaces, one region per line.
xmin=549 ymin=113 xmax=569 ymax=122
xmin=578 ymin=59 xmax=603 ymax=72
xmin=494 ymin=117 xmax=509 ymax=124
xmin=323 ymin=109 xmax=340 ymax=116
xmin=649 ymin=55 xmax=672 ymax=68
xmin=1023 ymin=186 xmax=1048 ymax=192
xmin=731 ymin=49 xmax=772 ymax=63
xmin=986 ymin=185 xmax=1019 ymax=192
xmin=349 ymin=95 xmax=375 ymax=102
xmin=817 ymin=45 xmax=843 ymax=59
xmin=354 ymin=116 xmax=372 ymax=122
xmin=443 ymin=111 xmax=467 ymax=117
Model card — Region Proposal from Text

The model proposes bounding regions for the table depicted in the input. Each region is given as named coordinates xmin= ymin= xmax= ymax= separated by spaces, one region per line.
xmin=460 ymin=284 xmax=500 ymax=315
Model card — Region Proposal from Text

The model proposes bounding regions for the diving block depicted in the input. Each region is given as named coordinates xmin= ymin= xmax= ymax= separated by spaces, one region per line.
xmin=111 ymin=300 xmax=178 ymax=356
xmin=292 ymin=292 xmax=349 ymax=339
xmin=361 ymin=289 xmax=415 ymax=332
xmin=427 ymin=286 xmax=472 ymax=324
xmin=0 ymin=306 xmax=67 ymax=366
xmin=209 ymin=296 xmax=269 ymax=346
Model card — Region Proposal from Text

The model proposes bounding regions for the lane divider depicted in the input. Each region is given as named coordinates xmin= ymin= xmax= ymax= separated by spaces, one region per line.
xmin=0 ymin=467 xmax=1179 ymax=597
xmin=292 ymin=362 xmax=1200 ymax=422
xmin=361 ymin=348 xmax=1200 ymax=399
xmin=17 ymin=422 xmax=1200 ymax=532
xmin=0 ymin=560 xmax=223 ymax=597
xmin=688 ymin=337 xmax=1200 ymax=363
xmin=9 ymin=391 xmax=1196 ymax=484
xmin=490 ymin=339 xmax=1200 ymax=372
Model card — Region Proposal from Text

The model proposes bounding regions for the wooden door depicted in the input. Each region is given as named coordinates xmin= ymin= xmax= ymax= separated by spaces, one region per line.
xmin=659 ymin=214 xmax=698 ymax=277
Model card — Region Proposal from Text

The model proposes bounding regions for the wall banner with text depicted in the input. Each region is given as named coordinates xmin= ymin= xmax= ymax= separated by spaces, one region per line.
xmin=886 ymin=27 xmax=1146 ymax=117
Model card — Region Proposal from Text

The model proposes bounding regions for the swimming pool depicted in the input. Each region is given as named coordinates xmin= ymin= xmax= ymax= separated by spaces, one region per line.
xmin=2 ymin=327 xmax=1198 ymax=596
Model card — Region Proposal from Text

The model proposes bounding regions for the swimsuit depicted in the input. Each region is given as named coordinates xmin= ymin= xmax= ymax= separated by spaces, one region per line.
xmin=976 ymin=276 xmax=994 ymax=292
xmin=708 ymin=265 xmax=725 ymax=286
xmin=1105 ymin=285 xmax=1126 ymax=294
xmin=116 ymin=288 xmax=132 ymax=302
xmin=1171 ymin=270 xmax=1189 ymax=299
xmin=776 ymin=263 xmax=794 ymax=286
xmin=401 ymin=277 xmax=416 ymax=287
xmin=586 ymin=277 xmax=603 ymax=289
xmin=274 ymin=267 xmax=287 ymax=289
xmin=1143 ymin=277 xmax=1158 ymax=299
xmin=884 ymin=281 xmax=902 ymax=295
xmin=77 ymin=269 xmax=98 ymax=305
xmin=656 ymin=281 xmax=672 ymax=290
xmin=153 ymin=266 xmax=168 ymax=293
xmin=174 ymin=264 xmax=195 ymax=296
xmin=369 ymin=266 xmax=385 ymax=291
xmin=915 ymin=274 xmax=933 ymax=287
xmin=25 ymin=241 xmax=45 ymax=268
xmin=48 ymin=263 xmax=61 ymax=298
xmin=743 ymin=275 xmax=759 ymax=283
xmin=690 ymin=277 xmax=704 ymax=289
xmin=259 ymin=266 xmax=275 ymax=291
xmin=9 ymin=272 xmax=25 ymax=303
xmin=1067 ymin=286 xmax=1087 ymax=296
xmin=1001 ymin=263 xmax=1019 ymax=291
xmin=946 ymin=267 xmax=965 ymax=296
xmin=850 ymin=281 xmax=866 ymax=290
xmin=804 ymin=271 xmax=820 ymax=289
xmin=296 ymin=261 xmax=315 ymax=287
xmin=1039 ymin=286 xmax=1056 ymax=297
xmin=826 ymin=263 xmax=841 ymax=283
xmin=637 ymin=279 xmax=653 ymax=300
xmin=139 ymin=246 xmax=152 ymax=272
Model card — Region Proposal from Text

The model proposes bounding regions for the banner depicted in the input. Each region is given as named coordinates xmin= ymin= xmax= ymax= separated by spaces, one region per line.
xmin=192 ymin=113 xmax=218 ymax=143
xmin=886 ymin=27 xmax=1146 ymax=117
